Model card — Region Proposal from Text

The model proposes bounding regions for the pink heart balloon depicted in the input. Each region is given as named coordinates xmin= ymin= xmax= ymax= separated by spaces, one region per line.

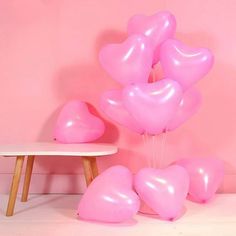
xmin=78 ymin=165 xmax=140 ymax=223
xmin=134 ymin=165 xmax=189 ymax=220
xmin=100 ymin=89 xmax=144 ymax=134
xmin=176 ymin=158 xmax=224 ymax=203
xmin=123 ymin=79 xmax=183 ymax=135
xmin=160 ymin=39 xmax=214 ymax=91
xmin=54 ymin=100 xmax=105 ymax=143
xmin=128 ymin=11 xmax=176 ymax=64
xmin=167 ymin=87 xmax=202 ymax=131
xmin=99 ymin=34 xmax=153 ymax=85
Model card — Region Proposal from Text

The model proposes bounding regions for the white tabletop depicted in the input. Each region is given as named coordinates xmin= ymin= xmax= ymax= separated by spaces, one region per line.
xmin=0 ymin=142 xmax=118 ymax=157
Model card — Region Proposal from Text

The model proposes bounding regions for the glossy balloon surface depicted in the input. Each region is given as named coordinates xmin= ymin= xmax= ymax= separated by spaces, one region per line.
xmin=160 ymin=39 xmax=214 ymax=90
xmin=134 ymin=165 xmax=189 ymax=220
xmin=123 ymin=79 xmax=183 ymax=135
xmin=99 ymin=34 xmax=153 ymax=85
xmin=100 ymin=89 xmax=144 ymax=133
xmin=176 ymin=158 xmax=224 ymax=203
xmin=54 ymin=100 xmax=105 ymax=143
xmin=167 ymin=87 xmax=202 ymax=131
xmin=128 ymin=11 xmax=176 ymax=64
xmin=78 ymin=165 xmax=140 ymax=223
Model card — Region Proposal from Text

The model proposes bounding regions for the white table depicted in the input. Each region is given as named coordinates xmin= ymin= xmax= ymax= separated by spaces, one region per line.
xmin=0 ymin=142 xmax=118 ymax=216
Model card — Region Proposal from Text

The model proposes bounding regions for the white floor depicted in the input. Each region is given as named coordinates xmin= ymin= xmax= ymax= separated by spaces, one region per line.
xmin=0 ymin=194 xmax=236 ymax=236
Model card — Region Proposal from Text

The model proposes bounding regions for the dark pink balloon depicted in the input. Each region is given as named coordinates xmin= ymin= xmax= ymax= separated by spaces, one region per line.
xmin=160 ymin=39 xmax=214 ymax=91
xmin=100 ymin=89 xmax=144 ymax=134
xmin=167 ymin=87 xmax=202 ymax=131
xmin=99 ymin=34 xmax=153 ymax=85
xmin=128 ymin=11 xmax=176 ymax=64
xmin=176 ymin=158 xmax=224 ymax=203
xmin=54 ymin=100 xmax=105 ymax=143
xmin=123 ymin=79 xmax=183 ymax=135
xmin=134 ymin=165 xmax=189 ymax=220
xmin=78 ymin=165 xmax=140 ymax=223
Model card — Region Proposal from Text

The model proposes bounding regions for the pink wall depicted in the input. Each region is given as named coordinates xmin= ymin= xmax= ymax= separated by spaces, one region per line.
xmin=0 ymin=0 xmax=236 ymax=193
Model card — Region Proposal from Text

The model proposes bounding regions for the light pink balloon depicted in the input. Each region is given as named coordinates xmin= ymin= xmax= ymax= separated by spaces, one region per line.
xmin=78 ymin=165 xmax=140 ymax=223
xmin=176 ymin=158 xmax=224 ymax=203
xmin=100 ymin=90 xmax=144 ymax=134
xmin=167 ymin=87 xmax=202 ymax=131
xmin=99 ymin=34 xmax=153 ymax=85
xmin=54 ymin=100 xmax=105 ymax=143
xmin=160 ymin=39 xmax=214 ymax=91
xmin=134 ymin=165 xmax=189 ymax=220
xmin=128 ymin=11 xmax=176 ymax=64
xmin=123 ymin=79 xmax=183 ymax=135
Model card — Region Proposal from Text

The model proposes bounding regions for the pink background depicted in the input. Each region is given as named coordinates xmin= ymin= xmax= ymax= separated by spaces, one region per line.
xmin=0 ymin=0 xmax=235 ymax=193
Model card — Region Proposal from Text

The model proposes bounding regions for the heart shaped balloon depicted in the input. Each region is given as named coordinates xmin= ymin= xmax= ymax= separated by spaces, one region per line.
xmin=99 ymin=34 xmax=153 ymax=85
xmin=134 ymin=165 xmax=189 ymax=220
xmin=176 ymin=158 xmax=224 ymax=203
xmin=78 ymin=165 xmax=140 ymax=223
xmin=167 ymin=87 xmax=202 ymax=131
xmin=128 ymin=11 xmax=176 ymax=64
xmin=160 ymin=39 xmax=214 ymax=91
xmin=54 ymin=100 xmax=105 ymax=143
xmin=123 ymin=79 xmax=183 ymax=135
xmin=100 ymin=89 xmax=144 ymax=134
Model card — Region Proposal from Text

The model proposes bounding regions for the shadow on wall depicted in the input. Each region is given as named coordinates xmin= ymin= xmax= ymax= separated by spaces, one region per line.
xmin=95 ymin=29 xmax=127 ymax=56
xmin=32 ymin=29 xmax=127 ymax=193
xmin=35 ymin=57 xmax=120 ymax=193
xmin=176 ymin=31 xmax=217 ymax=48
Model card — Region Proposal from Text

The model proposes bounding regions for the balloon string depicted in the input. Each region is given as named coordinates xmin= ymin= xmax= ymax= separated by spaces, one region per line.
xmin=152 ymin=135 xmax=155 ymax=168
xmin=143 ymin=132 xmax=167 ymax=169
xmin=154 ymin=135 xmax=158 ymax=169
xmin=142 ymin=133 xmax=146 ymax=166
xmin=142 ymin=133 xmax=151 ymax=167
xmin=159 ymin=130 xmax=168 ymax=168
xmin=149 ymin=135 xmax=152 ymax=167
xmin=148 ymin=135 xmax=152 ymax=167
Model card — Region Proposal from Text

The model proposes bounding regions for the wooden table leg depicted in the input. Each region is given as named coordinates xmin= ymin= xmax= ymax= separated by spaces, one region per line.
xmin=21 ymin=155 xmax=35 ymax=202
xmin=90 ymin=158 xmax=99 ymax=178
xmin=82 ymin=157 xmax=99 ymax=186
xmin=6 ymin=156 xmax=25 ymax=216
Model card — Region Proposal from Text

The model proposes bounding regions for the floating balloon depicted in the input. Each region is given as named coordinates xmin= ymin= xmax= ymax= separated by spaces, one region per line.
xmin=176 ymin=158 xmax=224 ymax=203
xmin=160 ymin=39 xmax=214 ymax=91
xmin=134 ymin=165 xmax=189 ymax=220
xmin=54 ymin=100 xmax=105 ymax=143
xmin=167 ymin=87 xmax=202 ymax=131
xmin=99 ymin=34 xmax=153 ymax=85
xmin=78 ymin=165 xmax=140 ymax=223
xmin=128 ymin=11 xmax=176 ymax=64
xmin=100 ymin=89 xmax=144 ymax=133
xmin=123 ymin=79 xmax=183 ymax=135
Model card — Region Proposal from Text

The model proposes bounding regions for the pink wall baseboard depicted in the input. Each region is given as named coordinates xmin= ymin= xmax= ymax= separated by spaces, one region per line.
xmin=0 ymin=173 xmax=235 ymax=194
xmin=0 ymin=173 xmax=86 ymax=194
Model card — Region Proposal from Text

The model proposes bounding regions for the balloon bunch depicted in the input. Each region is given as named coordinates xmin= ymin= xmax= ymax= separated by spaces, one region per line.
xmin=78 ymin=159 xmax=224 ymax=223
xmin=100 ymin=11 xmax=213 ymax=135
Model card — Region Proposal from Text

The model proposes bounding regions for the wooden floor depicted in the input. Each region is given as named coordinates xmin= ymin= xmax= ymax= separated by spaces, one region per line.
xmin=0 ymin=194 xmax=236 ymax=236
